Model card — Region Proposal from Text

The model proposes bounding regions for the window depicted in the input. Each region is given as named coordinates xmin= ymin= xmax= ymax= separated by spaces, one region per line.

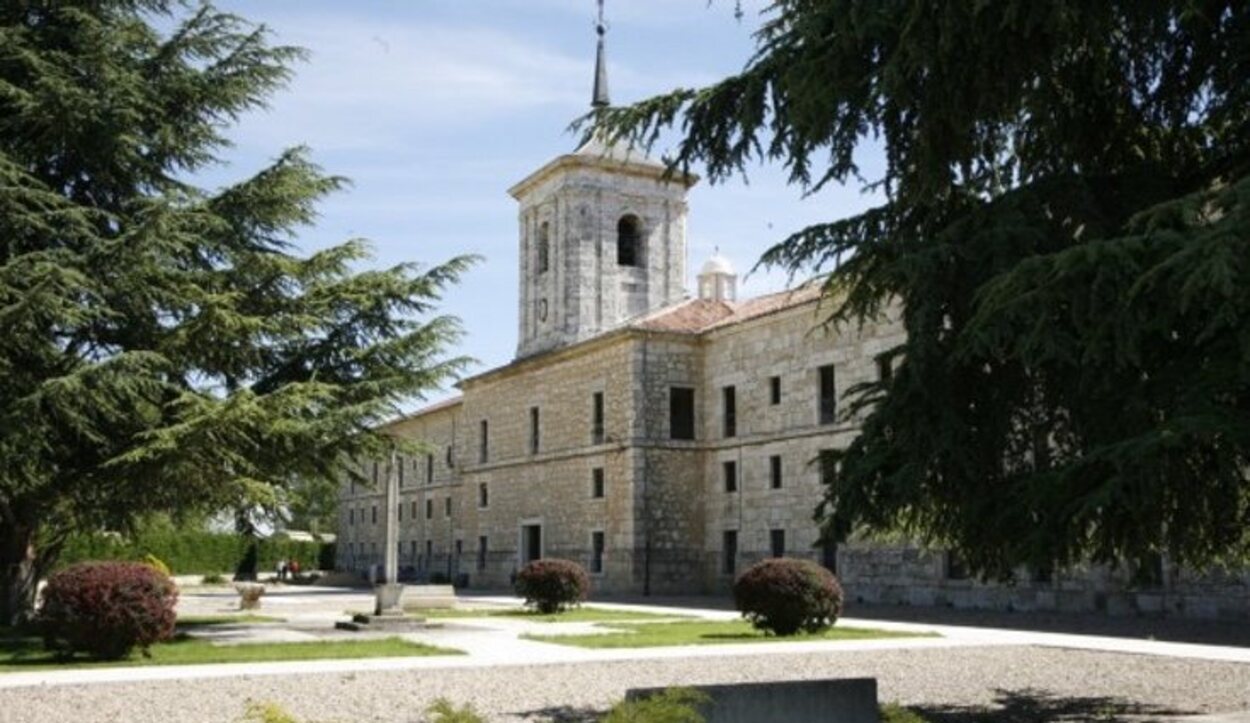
xmin=876 ymin=353 xmax=893 ymax=385
xmin=397 ymin=456 xmax=405 ymax=487
xmin=592 ymin=391 xmax=605 ymax=444
xmin=479 ymin=420 xmax=489 ymax=463
xmin=818 ymin=364 xmax=837 ymax=424
xmin=410 ymin=540 xmax=417 ymax=560
xmin=446 ymin=445 xmax=454 ymax=468
xmin=444 ymin=497 xmax=452 ymax=517
xmin=426 ymin=499 xmax=433 ymax=520
xmin=670 ymin=387 xmax=695 ymax=440
xmin=946 ymin=550 xmax=970 ymax=581
xmin=371 ymin=505 xmax=377 ymax=524
xmin=537 ymin=221 xmax=550 ymax=274
xmin=348 ymin=508 xmax=354 ymax=526
xmin=425 ymin=539 xmax=433 ymax=561
xmin=455 ymin=539 xmax=463 ymax=557
xmin=770 ymin=529 xmax=786 ymax=558
xmin=426 ymin=454 xmax=434 ymax=484
xmin=591 ymin=531 xmax=605 ymax=574
xmin=410 ymin=500 xmax=417 ymax=520
xmin=723 ymin=460 xmax=737 ymax=493
xmin=591 ymin=468 xmax=605 ymax=499
xmin=398 ymin=502 xmax=403 ymax=522
xmin=722 ymin=530 xmax=738 ymax=575
xmin=478 ymin=482 xmax=489 ymax=509
xmin=529 ymin=406 xmax=540 ymax=454
xmin=722 ymin=385 xmax=737 ymax=438
xmin=770 ymin=455 xmax=783 ymax=489
xmin=821 ymin=539 xmax=838 ymax=574
xmin=617 ymin=215 xmax=641 ymax=267
xmin=477 ymin=536 xmax=488 ymax=571
xmin=769 ymin=376 xmax=781 ymax=405
xmin=372 ymin=461 xmax=379 ymax=485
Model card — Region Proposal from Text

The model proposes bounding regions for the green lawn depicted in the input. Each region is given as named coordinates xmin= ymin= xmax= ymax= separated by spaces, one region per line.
xmin=413 ymin=605 xmax=691 ymax=623
xmin=0 ymin=632 xmax=459 ymax=672
xmin=176 ymin=614 xmax=285 ymax=628
xmin=524 ymin=619 xmax=936 ymax=649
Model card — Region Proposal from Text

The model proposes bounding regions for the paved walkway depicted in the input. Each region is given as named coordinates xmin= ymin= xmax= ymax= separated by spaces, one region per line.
xmin=2 ymin=586 xmax=1248 ymax=691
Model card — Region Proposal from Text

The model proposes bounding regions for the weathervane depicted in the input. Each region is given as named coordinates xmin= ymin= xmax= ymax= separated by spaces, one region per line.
xmin=592 ymin=0 xmax=610 ymax=108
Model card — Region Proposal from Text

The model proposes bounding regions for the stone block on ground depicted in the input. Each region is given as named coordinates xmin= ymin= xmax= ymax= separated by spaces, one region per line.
xmin=627 ymin=678 xmax=878 ymax=723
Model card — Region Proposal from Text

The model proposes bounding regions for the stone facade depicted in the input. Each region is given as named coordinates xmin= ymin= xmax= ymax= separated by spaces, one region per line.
xmin=335 ymin=138 xmax=1250 ymax=621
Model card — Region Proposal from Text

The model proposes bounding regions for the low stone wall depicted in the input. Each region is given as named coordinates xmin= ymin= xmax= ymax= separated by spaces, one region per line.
xmin=838 ymin=545 xmax=1250 ymax=621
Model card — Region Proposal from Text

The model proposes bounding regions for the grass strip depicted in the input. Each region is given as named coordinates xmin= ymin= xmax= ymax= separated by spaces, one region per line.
xmin=524 ymin=619 xmax=936 ymax=649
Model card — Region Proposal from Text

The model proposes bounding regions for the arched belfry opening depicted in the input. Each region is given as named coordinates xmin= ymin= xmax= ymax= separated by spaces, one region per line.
xmin=537 ymin=221 xmax=550 ymax=274
xmin=617 ymin=214 xmax=641 ymax=267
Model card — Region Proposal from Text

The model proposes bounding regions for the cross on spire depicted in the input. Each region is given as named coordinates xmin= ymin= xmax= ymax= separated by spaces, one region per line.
xmin=592 ymin=0 xmax=610 ymax=108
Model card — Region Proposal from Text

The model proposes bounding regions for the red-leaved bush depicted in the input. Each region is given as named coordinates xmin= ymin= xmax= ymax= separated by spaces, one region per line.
xmin=733 ymin=558 xmax=843 ymax=636
xmin=514 ymin=559 xmax=590 ymax=614
xmin=40 ymin=561 xmax=178 ymax=659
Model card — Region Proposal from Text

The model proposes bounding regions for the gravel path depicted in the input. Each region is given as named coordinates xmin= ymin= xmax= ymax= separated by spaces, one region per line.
xmin=3 ymin=645 xmax=1248 ymax=723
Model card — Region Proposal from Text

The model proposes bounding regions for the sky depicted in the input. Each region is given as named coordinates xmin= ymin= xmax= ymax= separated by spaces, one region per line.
xmin=203 ymin=0 xmax=885 ymax=404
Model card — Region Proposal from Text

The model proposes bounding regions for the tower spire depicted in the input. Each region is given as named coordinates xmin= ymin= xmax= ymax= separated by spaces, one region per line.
xmin=591 ymin=0 xmax=610 ymax=108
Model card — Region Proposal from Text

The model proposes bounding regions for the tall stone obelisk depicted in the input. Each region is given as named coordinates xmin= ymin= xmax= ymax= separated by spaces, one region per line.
xmin=374 ymin=451 xmax=403 ymax=615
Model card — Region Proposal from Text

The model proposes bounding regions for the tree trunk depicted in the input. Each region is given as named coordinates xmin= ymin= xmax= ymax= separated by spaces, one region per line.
xmin=0 ymin=523 xmax=39 ymax=627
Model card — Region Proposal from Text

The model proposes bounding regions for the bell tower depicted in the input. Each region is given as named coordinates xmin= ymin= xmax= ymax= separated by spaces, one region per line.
xmin=508 ymin=3 xmax=697 ymax=358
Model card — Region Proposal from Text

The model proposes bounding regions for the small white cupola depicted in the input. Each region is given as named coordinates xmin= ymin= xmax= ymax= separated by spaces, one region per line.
xmin=698 ymin=250 xmax=737 ymax=302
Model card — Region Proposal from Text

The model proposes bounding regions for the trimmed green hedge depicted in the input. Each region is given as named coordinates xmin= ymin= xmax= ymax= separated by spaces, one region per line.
xmin=60 ymin=531 xmax=334 ymax=576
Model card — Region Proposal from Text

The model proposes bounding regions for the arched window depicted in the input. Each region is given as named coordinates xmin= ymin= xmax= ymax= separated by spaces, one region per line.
xmin=617 ymin=215 xmax=641 ymax=267
xmin=537 ymin=222 xmax=550 ymax=273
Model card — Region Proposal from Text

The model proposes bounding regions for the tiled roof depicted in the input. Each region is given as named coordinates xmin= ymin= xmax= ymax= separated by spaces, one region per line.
xmin=631 ymin=285 xmax=824 ymax=335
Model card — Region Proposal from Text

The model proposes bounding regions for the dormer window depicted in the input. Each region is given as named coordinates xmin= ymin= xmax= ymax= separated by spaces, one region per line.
xmin=537 ymin=222 xmax=550 ymax=273
xmin=617 ymin=215 xmax=640 ymax=267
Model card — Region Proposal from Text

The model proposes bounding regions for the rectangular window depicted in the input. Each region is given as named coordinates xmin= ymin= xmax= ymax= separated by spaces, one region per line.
xmin=455 ymin=539 xmax=463 ymax=557
xmin=946 ymin=550 xmax=970 ymax=581
xmin=769 ymin=376 xmax=781 ymax=405
xmin=876 ymin=354 xmax=893 ymax=385
xmin=348 ymin=508 xmax=354 ymax=526
xmin=397 ymin=502 xmax=403 ymax=522
xmin=592 ymin=391 xmax=605 ymax=444
xmin=371 ymin=505 xmax=377 ymax=524
xmin=722 ymin=530 xmax=738 ymax=575
xmin=670 ymin=387 xmax=695 ymax=440
xmin=723 ymin=460 xmax=737 ymax=493
xmin=770 ymin=529 xmax=786 ymax=558
xmin=477 ymin=536 xmax=488 ymax=571
xmin=445 ymin=497 xmax=452 ymax=517
xmin=591 ymin=467 xmax=605 ymax=499
xmin=770 ymin=455 xmax=783 ymax=489
xmin=426 ymin=539 xmax=433 ymax=561
xmin=397 ymin=456 xmax=405 ymax=487
xmin=426 ymin=499 xmax=433 ymax=520
xmin=819 ymin=364 xmax=837 ymax=424
xmin=479 ymin=420 xmax=489 ymax=463
xmin=372 ymin=461 xmax=379 ymax=485
xmin=591 ymin=531 xmax=605 ymax=574
xmin=479 ymin=482 xmax=489 ymax=509
xmin=426 ymin=454 xmax=434 ymax=484
xmin=446 ymin=445 xmax=454 ymax=468
xmin=529 ymin=406 xmax=540 ymax=454
xmin=722 ymin=385 xmax=737 ymax=438
xmin=410 ymin=540 xmax=417 ymax=560
xmin=410 ymin=500 xmax=417 ymax=520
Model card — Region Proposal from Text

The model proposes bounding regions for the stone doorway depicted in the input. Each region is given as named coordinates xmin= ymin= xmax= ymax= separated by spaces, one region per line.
xmin=521 ymin=523 xmax=543 ymax=565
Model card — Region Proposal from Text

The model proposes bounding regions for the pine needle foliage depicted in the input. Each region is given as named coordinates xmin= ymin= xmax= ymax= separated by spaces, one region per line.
xmin=591 ymin=1 xmax=1250 ymax=578
xmin=0 ymin=1 xmax=475 ymax=622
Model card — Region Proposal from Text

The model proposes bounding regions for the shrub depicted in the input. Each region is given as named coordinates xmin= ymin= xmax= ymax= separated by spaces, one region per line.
xmin=732 ymin=557 xmax=843 ymax=636
xmin=602 ymin=688 xmax=709 ymax=723
xmin=514 ymin=559 xmax=590 ymax=614
xmin=39 ymin=561 xmax=178 ymax=659
xmin=425 ymin=698 xmax=486 ymax=723
xmin=201 ymin=573 xmax=228 ymax=585
xmin=144 ymin=553 xmax=172 ymax=577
